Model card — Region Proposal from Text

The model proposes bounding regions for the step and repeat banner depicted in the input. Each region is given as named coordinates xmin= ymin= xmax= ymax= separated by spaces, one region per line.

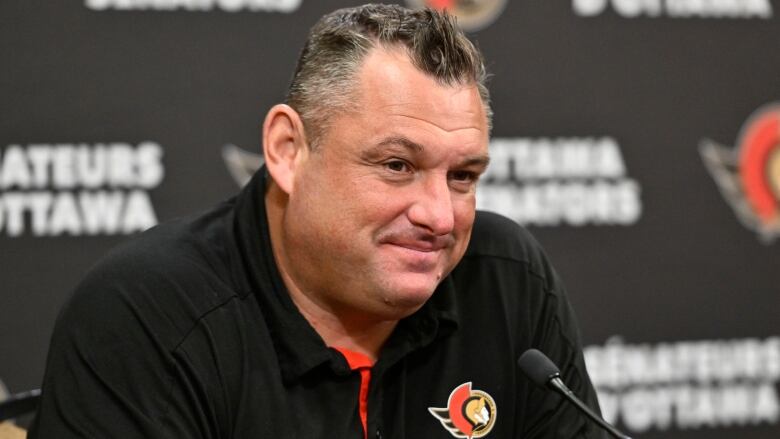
xmin=1 ymin=0 xmax=779 ymax=437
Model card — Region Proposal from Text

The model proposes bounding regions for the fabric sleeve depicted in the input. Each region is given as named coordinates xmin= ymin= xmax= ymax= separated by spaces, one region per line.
xmin=27 ymin=265 xmax=219 ymax=439
xmin=465 ymin=211 xmax=606 ymax=438
xmin=519 ymin=255 xmax=607 ymax=439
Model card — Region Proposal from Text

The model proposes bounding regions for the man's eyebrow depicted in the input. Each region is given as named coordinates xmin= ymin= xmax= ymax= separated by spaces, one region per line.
xmin=377 ymin=136 xmax=425 ymax=153
xmin=458 ymin=154 xmax=491 ymax=169
xmin=373 ymin=135 xmax=490 ymax=168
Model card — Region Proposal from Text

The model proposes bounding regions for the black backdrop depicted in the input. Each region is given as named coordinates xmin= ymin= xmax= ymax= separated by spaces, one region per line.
xmin=2 ymin=1 xmax=779 ymax=437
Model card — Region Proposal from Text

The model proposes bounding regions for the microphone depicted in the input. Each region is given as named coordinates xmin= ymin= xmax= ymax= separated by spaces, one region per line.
xmin=517 ymin=349 xmax=632 ymax=439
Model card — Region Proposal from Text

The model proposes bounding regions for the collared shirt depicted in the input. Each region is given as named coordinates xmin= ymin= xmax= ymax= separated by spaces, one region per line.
xmin=29 ymin=169 xmax=604 ymax=439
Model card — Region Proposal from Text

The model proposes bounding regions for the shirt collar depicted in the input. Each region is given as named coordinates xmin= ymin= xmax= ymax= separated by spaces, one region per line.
xmin=231 ymin=168 xmax=460 ymax=383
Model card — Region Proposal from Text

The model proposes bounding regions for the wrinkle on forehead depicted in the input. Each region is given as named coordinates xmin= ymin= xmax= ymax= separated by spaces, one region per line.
xmin=392 ymin=113 xmax=484 ymax=134
xmin=357 ymin=47 xmax=488 ymax=135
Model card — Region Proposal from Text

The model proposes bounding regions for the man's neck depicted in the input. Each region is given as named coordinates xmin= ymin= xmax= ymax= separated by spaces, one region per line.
xmin=285 ymin=285 xmax=397 ymax=362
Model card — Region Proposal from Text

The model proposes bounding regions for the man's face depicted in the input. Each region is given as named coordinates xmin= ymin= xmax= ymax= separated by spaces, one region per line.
xmin=281 ymin=47 xmax=490 ymax=320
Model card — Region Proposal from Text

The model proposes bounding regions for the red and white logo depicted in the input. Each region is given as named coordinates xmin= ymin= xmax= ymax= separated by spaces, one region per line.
xmin=429 ymin=382 xmax=497 ymax=438
xmin=405 ymin=0 xmax=507 ymax=32
xmin=700 ymin=103 xmax=780 ymax=243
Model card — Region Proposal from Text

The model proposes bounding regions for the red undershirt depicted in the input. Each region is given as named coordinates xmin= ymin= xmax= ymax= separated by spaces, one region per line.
xmin=333 ymin=347 xmax=375 ymax=439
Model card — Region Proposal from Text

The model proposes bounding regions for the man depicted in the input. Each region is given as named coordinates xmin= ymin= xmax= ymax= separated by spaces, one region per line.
xmin=30 ymin=4 xmax=603 ymax=438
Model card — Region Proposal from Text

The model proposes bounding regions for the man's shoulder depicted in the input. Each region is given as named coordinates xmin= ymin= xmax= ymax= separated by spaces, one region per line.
xmin=60 ymin=204 xmax=243 ymax=348
xmin=97 ymin=205 xmax=236 ymax=292
xmin=457 ymin=210 xmax=564 ymax=296
xmin=466 ymin=210 xmax=548 ymax=269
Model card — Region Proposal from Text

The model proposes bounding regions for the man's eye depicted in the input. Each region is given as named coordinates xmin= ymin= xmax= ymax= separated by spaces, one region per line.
xmin=385 ymin=160 xmax=410 ymax=173
xmin=449 ymin=170 xmax=477 ymax=182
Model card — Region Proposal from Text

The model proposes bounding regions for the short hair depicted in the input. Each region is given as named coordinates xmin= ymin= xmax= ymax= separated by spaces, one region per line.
xmin=285 ymin=3 xmax=493 ymax=147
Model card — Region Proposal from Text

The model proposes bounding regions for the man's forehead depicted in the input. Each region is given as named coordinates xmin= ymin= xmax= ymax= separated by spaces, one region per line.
xmin=354 ymin=47 xmax=488 ymax=133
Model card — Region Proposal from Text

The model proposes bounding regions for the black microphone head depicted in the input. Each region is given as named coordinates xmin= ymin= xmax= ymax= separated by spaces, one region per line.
xmin=517 ymin=349 xmax=561 ymax=386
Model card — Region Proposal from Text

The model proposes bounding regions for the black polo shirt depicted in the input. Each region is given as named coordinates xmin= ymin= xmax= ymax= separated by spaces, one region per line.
xmin=29 ymin=169 xmax=604 ymax=439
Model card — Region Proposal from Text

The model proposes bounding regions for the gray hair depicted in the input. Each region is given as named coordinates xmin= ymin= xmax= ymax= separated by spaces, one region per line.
xmin=285 ymin=3 xmax=493 ymax=147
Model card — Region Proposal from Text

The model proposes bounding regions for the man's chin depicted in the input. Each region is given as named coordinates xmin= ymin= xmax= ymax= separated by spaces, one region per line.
xmin=379 ymin=278 xmax=439 ymax=312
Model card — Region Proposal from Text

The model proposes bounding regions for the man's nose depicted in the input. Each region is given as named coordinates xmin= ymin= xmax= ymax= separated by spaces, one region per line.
xmin=407 ymin=175 xmax=455 ymax=235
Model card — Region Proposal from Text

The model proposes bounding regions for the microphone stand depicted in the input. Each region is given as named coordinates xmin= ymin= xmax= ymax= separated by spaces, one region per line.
xmin=547 ymin=376 xmax=631 ymax=439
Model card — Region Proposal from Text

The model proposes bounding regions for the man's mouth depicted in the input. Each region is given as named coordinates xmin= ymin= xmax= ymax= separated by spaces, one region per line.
xmin=388 ymin=241 xmax=446 ymax=252
xmin=381 ymin=239 xmax=450 ymax=273
xmin=377 ymin=229 xmax=454 ymax=251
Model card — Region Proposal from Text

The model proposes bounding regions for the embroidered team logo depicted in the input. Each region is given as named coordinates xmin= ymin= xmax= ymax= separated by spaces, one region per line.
xmin=429 ymin=382 xmax=497 ymax=438
xmin=405 ymin=0 xmax=508 ymax=32
xmin=700 ymin=103 xmax=780 ymax=243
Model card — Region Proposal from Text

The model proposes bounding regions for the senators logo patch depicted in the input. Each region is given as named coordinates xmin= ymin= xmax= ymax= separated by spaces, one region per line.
xmin=700 ymin=103 xmax=780 ymax=243
xmin=429 ymin=382 xmax=497 ymax=438
xmin=405 ymin=0 xmax=507 ymax=32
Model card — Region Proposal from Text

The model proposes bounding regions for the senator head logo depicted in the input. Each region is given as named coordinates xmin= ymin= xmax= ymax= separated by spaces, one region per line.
xmin=405 ymin=0 xmax=507 ymax=32
xmin=429 ymin=382 xmax=497 ymax=438
xmin=700 ymin=103 xmax=780 ymax=243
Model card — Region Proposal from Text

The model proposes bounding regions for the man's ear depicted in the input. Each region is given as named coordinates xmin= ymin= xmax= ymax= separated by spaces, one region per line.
xmin=262 ymin=104 xmax=308 ymax=195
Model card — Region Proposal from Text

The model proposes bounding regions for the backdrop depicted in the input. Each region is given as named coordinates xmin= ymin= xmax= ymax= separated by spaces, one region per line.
xmin=1 ymin=1 xmax=779 ymax=437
